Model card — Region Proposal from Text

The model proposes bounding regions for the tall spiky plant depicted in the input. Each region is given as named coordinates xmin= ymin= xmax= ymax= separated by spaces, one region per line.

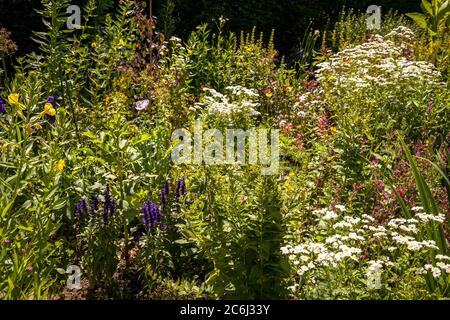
xmin=32 ymin=0 xmax=73 ymax=95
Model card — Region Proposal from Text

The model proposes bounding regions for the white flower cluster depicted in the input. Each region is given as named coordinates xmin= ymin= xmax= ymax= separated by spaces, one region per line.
xmin=410 ymin=206 xmax=446 ymax=223
xmin=192 ymin=86 xmax=260 ymax=119
xmin=282 ymin=204 xmax=448 ymax=291
xmin=314 ymin=26 xmax=443 ymax=93
xmin=283 ymin=241 xmax=362 ymax=275
xmin=385 ymin=26 xmax=416 ymax=43
xmin=313 ymin=207 xmax=338 ymax=220
xmin=419 ymin=261 xmax=450 ymax=279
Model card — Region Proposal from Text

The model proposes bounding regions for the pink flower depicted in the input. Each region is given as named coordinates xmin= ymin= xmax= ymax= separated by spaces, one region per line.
xmin=281 ymin=122 xmax=294 ymax=135
xmin=27 ymin=266 xmax=33 ymax=271
xmin=376 ymin=181 xmax=385 ymax=190
xmin=317 ymin=115 xmax=329 ymax=137
xmin=3 ymin=239 xmax=10 ymax=245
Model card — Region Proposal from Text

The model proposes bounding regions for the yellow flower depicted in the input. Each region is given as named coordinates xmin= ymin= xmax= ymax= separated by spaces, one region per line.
xmin=8 ymin=93 xmax=19 ymax=105
xmin=41 ymin=103 xmax=56 ymax=117
xmin=265 ymin=92 xmax=273 ymax=98
xmin=245 ymin=46 xmax=252 ymax=53
xmin=285 ymin=180 xmax=294 ymax=193
xmin=55 ymin=159 xmax=65 ymax=173
xmin=287 ymin=86 xmax=293 ymax=92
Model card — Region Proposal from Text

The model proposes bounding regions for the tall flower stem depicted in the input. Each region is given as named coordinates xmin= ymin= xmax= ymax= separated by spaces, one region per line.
xmin=118 ymin=159 xmax=129 ymax=268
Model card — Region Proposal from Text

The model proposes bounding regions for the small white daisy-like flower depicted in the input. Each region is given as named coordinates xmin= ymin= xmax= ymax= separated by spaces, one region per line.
xmin=435 ymin=255 xmax=450 ymax=261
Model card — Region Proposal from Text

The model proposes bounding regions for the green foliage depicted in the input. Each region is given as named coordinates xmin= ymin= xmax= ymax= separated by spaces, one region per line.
xmin=180 ymin=167 xmax=288 ymax=299
xmin=399 ymin=139 xmax=448 ymax=255
xmin=0 ymin=0 xmax=449 ymax=300
xmin=406 ymin=0 xmax=450 ymax=38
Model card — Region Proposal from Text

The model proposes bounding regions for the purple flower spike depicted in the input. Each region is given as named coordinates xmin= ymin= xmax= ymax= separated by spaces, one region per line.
xmin=142 ymin=199 xmax=163 ymax=233
xmin=0 ymin=98 xmax=6 ymax=114
xmin=89 ymin=197 xmax=99 ymax=214
xmin=175 ymin=178 xmax=186 ymax=199
xmin=160 ymin=181 xmax=170 ymax=206
xmin=75 ymin=197 xmax=88 ymax=220
xmin=110 ymin=199 xmax=116 ymax=218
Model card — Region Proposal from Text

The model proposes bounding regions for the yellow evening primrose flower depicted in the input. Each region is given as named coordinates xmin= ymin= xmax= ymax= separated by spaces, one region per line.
xmin=265 ymin=92 xmax=273 ymax=98
xmin=42 ymin=103 xmax=56 ymax=117
xmin=8 ymin=93 xmax=19 ymax=105
xmin=55 ymin=159 xmax=65 ymax=173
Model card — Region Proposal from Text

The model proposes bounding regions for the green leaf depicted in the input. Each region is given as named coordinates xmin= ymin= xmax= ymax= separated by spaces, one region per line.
xmin=428 ymin=155 xmax=450 ymax=189
xmin=174 ymin=239 xmax=190 ymax=245
xmin=17 ymin=225 xmax=33 ymax=232
xmin=56 ymin=268 xmax=66 ymax=275
xmin=400 ymin=139 xmax=448 ymax=254
xmin=82 ymin=131 xmax=97 ymax=140
xmin=437 ymin=0 xmax=450 ymax=23
xmin=421 ymin=0 xmax=434 ymax=15
xmin=52 ymin=198 xmax=67 ymax=210
xmin=21 ymin=200 xmax=33 ymax=210
xmin=400 ymin=139 xmax=431 ymax=213
xmin=406 ymin=12 xmax=429 ymax=30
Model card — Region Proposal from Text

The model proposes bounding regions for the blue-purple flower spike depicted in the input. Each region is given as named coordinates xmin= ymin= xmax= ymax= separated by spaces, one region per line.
xmin=175 ymin=178 xmax=186 ymax=199
xmin=75 ymin=197 xmax=88 ymax=220
xmin=180 ymin=179 xmax=186 ymax=195
xmin=0 ymin=98 xmax=5 ymax=114
xmin=160 ymin=181 xmax=170 ymax=206
xmin=89 ymin=197 xmax=99 ymax=214
xmin=142 ymin=199 xmax=163 ymax=232
xmin=110 ymin=199 xmax=116 ymax=218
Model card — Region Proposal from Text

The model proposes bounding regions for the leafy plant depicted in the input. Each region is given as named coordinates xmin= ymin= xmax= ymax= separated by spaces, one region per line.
xmin=406 ymin=0 xmax=450 ymax=38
